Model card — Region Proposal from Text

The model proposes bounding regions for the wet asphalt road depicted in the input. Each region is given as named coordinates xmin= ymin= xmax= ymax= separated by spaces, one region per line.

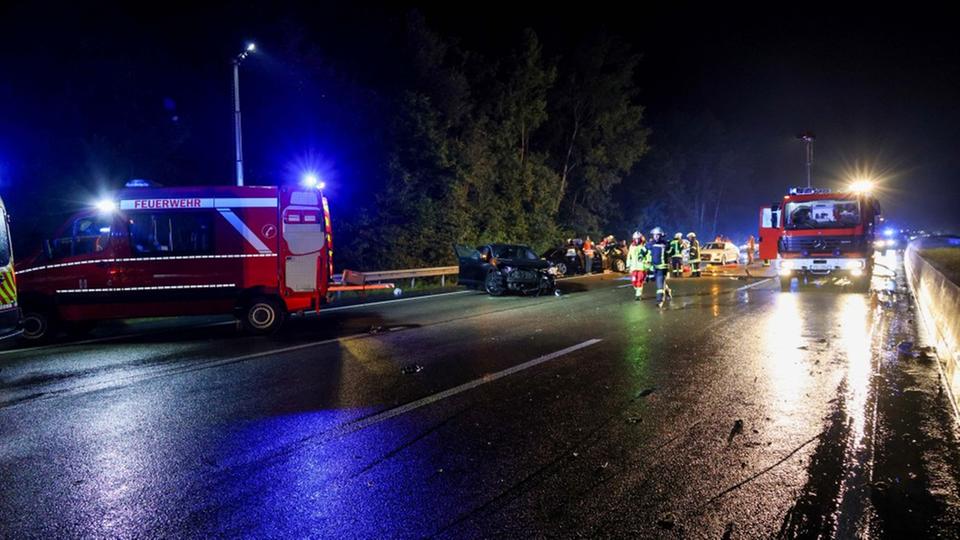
xmin=2 ymin=252 xmax=959 ymax=539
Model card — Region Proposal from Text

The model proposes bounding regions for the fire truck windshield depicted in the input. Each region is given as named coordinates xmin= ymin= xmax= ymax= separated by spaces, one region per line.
xmin=784 ymin=199 xmax=861 ymax=230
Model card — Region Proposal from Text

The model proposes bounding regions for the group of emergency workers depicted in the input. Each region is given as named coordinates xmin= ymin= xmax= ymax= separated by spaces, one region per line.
xmin=625 ymin=228 xmax=703 ymax=308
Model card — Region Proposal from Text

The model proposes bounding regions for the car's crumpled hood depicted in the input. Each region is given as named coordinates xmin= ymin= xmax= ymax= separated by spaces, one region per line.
xmin=496 ymin=258 xmax=551 ymax=270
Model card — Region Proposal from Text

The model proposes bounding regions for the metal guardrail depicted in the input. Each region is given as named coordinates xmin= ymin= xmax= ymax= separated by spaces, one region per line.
xmin=333 ymin=266 xmax=459 ymax=290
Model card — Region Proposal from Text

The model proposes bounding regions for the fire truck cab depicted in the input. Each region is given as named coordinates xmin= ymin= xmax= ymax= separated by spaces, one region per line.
xmin=760 ymin=187 xmax=881 ymax=292
xmin=15 ymin=183 xmax=333 ymax=342
xmin=0 ymin=196 xmax=21 ymax=340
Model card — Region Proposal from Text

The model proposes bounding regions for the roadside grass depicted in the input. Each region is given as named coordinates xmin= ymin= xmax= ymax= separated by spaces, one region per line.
xmin=920 ymin=247 xmax=960 ymax=285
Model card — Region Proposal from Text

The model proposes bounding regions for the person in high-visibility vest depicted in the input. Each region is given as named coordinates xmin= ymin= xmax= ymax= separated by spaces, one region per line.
xmin=687 ymin=232 xmax=701 ymax=277
xmin=668 ymin=232 xmax=684 ymax=278
xmin=626 ymin=231 xmax=651 ymax=301
xmin=649 ymin=227 xmax=672 ymax=308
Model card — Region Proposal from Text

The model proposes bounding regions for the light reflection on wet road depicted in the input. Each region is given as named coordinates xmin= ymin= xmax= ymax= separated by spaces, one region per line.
xmin=2 ymin=252 xmax=958 ymax=538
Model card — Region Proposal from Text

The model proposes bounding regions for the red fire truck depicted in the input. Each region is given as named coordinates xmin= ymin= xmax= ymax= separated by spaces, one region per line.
xmin=15 ymin=183 xmax=333 ymax=341
xmin=759 ymin=186 xmax=881 ymax=292
xmin=0 ymin=195 xmax=22 ymax=340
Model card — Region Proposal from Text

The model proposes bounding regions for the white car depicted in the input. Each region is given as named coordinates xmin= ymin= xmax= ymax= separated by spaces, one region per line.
xmin=700 ymin=242 xmax=740 ymax=266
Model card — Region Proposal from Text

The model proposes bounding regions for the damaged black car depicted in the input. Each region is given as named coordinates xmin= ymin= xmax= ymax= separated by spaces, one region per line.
xmin=454 ymin=243 xmax=559 ymax=296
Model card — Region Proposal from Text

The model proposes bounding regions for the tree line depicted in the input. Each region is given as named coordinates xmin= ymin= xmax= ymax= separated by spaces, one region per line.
xmin=2 ymin=9 xmax=752 ymax=268
xmin=338 ymin=14 xmax=650 ymax=270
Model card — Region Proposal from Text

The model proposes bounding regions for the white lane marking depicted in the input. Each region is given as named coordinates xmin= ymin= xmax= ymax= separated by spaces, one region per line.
xmin=321 ymin=290 xmax=472 ymax=312
xmin=617 ymin=284 xmax=633 ymax=289
xmin=334 ymin=339 xmax=603 ymax=435
xmin=735 ymin=278 xmax=773 ymax=292
xmin=210 ymin=334 xmax=365 ymax=364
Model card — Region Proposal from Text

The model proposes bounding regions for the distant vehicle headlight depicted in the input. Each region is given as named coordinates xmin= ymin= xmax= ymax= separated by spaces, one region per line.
xmin=886 ymin=239 xmax=897 ymax=247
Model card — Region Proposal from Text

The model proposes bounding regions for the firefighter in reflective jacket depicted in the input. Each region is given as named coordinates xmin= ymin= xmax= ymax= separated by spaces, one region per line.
xmin=649 ymin=227 xmax=672 ymax=308
xmin=668 ymin=232 xmax=684 ymax=277
xmin=627 ymin=232 xmax=651 ymax=301
xmin=687 ymin=232 xmax=701 ymax=277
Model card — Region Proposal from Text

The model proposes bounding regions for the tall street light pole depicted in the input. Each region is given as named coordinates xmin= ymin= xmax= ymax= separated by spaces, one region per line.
xmin=797 ymin=131 xmax=815 ymax=188
xmin=233 ymin=42 xmax=256 ymax=186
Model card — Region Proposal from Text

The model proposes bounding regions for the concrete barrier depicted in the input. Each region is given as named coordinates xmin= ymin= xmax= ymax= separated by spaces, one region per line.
xmin=904 ymin=238 xmax=960 ymax=415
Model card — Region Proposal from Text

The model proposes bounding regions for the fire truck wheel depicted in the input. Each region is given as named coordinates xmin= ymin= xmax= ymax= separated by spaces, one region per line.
xmin=22 ymin=310 xmax=57 ymax=343
xmin=242 ymin=297 xmax=286 ymax=334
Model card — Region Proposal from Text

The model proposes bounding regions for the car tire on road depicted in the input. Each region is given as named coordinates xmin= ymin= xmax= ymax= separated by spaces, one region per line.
xmin=22 ymin=309 xmax=57 ymax=343
xmin=556 ymin=262 xmax=568 ymax=276
xmin=485 ymin=270 xmax=506 ymax=296
xmin=241 ymin=296 xmax=286 ymax=335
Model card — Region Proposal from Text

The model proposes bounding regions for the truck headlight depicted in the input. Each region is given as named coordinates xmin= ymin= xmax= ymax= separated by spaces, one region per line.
xmin=845 ymin=260 xmax=864 ymax=270
xmin=781 ymin=260 xmax=794 ymax=270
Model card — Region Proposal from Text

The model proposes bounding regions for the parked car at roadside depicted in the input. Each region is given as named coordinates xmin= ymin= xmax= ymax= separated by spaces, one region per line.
xmin=455 ymin=243 xmax=558 ymax=296
xmin=700 ymin=242 xmax=740 ymax=266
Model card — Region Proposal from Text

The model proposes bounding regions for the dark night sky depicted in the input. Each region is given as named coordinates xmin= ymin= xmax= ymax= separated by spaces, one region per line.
xmin=1 ymin=2 xmax=957 ymax=246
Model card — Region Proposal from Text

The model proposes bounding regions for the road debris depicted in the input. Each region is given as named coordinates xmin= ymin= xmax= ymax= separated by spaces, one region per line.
xmin=400 ymin=363 xmax=424 ymax=374
xmin=728 ymin=419 xmax=744 ymax=443
xmin=636 ymin=387 xmax=656 ymax=398
xmin=656 ymin=512 xmax=676 ymax=529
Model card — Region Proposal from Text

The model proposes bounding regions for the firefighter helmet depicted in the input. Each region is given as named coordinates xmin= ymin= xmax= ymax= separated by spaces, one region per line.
xmin=687 ymin=232 xmax=696 ymax=238
xmin=632 ymin=231 xmax=642 ymax=240
xmin=674 ymin=232 xmax=682 ymax=240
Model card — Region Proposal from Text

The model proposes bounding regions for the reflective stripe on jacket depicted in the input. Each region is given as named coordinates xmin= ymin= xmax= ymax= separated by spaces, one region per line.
xmin=668 ymin=239 xmax=683 ymax=259
xmin=650 ymin=241 xmax=669 ymax=269
xmin=626 ymin=244 xmax=650 ymax=272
